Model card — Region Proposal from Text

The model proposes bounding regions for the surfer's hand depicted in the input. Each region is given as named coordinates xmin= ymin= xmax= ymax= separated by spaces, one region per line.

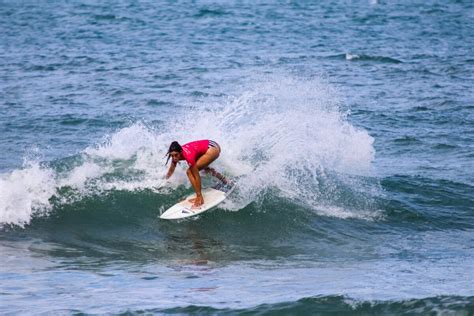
xmin=166 ymin=162 xmax=176 ymax=179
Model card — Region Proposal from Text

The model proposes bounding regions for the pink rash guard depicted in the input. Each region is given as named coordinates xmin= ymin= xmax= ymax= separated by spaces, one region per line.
xmin=181 ymin=140 xmax=210 ymax=167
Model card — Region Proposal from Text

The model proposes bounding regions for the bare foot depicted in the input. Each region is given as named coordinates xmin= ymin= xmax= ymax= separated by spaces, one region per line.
xmin=191 ymin=196 xmax=204 ymax=209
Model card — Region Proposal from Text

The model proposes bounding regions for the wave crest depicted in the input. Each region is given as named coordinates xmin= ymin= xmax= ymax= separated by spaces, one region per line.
xmin=0 ymin=75 xmax=379 ymax=227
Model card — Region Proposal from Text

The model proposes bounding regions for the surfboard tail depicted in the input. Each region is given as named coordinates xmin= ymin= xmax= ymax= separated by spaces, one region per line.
xmin=213 ymin=180 xmax=237 ymax=195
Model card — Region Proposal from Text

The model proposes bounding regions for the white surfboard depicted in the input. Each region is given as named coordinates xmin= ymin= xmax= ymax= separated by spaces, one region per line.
xmin=160 ymin=183 xmax=236 ymax=220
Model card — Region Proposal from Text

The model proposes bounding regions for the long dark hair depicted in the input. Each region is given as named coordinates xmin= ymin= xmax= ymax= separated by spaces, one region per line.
xmin=165 ymin=141 xmax=182 ymax=165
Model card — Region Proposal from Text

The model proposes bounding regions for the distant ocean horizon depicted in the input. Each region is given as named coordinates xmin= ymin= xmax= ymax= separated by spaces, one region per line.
xmin=1 ymin=1 xmax=473 ymax=314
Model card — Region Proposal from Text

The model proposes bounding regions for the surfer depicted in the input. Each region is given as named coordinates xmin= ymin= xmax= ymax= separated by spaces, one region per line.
xmin=165 ymin=140 xmax=229 ymax=208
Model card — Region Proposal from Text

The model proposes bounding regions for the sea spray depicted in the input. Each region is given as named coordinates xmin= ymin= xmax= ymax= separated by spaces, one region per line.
xmin=0 ymin=161 xmax=56 ymax=227
xmin=0 ymin=123 xmax=175 ymax=227
xmin=166 ymin=75 xmax=377 ymax=217
xmin=0 ymin=75 xmax=378 ymax=226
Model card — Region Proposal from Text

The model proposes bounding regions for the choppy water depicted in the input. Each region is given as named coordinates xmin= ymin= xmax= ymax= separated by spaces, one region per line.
xmin=1 ymin=1 xmax=473 ymax=314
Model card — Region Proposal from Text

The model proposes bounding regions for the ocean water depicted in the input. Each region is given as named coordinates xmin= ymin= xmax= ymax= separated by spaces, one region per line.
xmin=1 ymin=1 xmax=473 ymax=314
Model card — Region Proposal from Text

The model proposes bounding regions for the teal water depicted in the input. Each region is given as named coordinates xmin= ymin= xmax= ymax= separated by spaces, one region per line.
xmin=1 ymin=1 xmax=473 ymax=314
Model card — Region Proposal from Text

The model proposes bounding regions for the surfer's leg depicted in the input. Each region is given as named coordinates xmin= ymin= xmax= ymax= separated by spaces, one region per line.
xmin=186 ymin=148 xmax=219 ymax=205
xmin=195 ymin=147 xmax=220 ymax=170
xmin=196 ymin=147 xmax=229 ymax=184
xmin=186 ymin=168 xmax=204 ymax=206
xmin=186 ymin=169 xmax=200 ymax=194
xmin=204 ymin=167 xmax=228 ymax=184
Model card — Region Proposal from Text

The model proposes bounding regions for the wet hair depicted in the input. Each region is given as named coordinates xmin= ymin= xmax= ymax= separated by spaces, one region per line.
xmin=165 ymin=141 xmax=182 ymax=165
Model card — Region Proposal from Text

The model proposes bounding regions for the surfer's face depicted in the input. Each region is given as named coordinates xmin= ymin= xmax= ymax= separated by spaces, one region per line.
xmin=170 ymin=151 xmax=181 ymax=163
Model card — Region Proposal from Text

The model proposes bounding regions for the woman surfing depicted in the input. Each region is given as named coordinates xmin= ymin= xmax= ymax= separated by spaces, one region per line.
xmin=165 ymin=140 xmax=229 ymax=208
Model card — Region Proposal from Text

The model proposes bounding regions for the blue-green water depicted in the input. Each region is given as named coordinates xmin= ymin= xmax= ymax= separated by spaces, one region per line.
xmin=1 ymin=1 xmax=473 ymax=314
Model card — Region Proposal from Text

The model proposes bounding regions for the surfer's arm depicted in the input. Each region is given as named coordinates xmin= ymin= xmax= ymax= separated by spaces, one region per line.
xmin=166 ymin=162 xmax=177 ymax=179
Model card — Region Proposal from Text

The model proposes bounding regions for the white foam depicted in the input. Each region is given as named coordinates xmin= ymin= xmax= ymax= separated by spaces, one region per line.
xmin=168 ymin=75 xmax=377 ymax=217
xmin=346 ymin=53 xmax=360 ymax=61
xmin=0 ymin=74 xmax=378 ymax=226
xmin=84 ymin=122 xmax=159 ymax=160
xmin=0 ymin=162 xmax=56 ymax=227
xmin=312 ymin=204 xmax=384 ymax=221
xmin=58 ymin=162 xmax=107 ymax=190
